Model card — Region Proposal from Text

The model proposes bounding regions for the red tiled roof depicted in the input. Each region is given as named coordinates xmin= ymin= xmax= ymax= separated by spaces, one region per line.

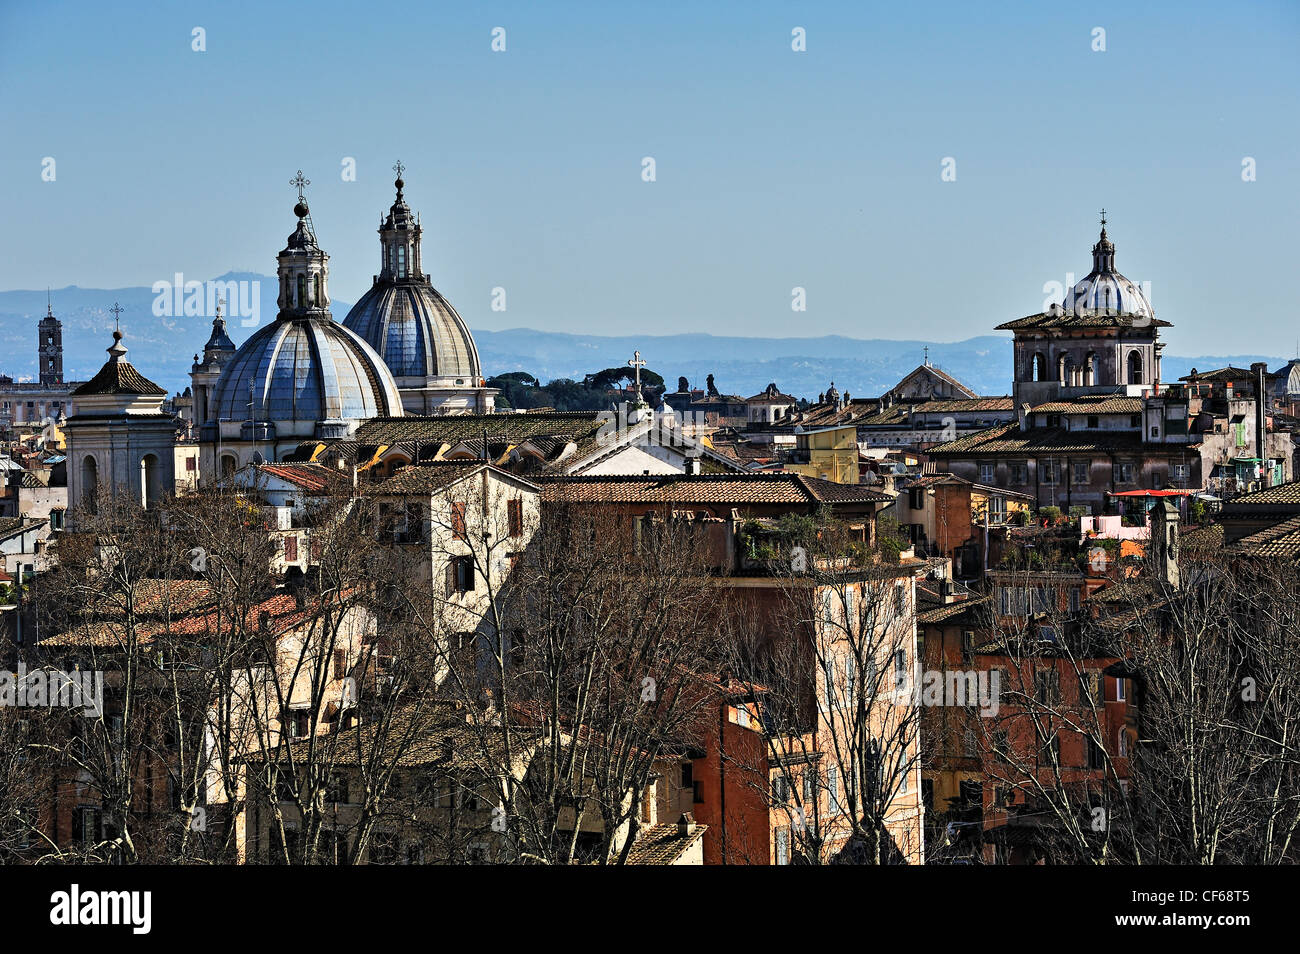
xmin=538 ymin=474 xmax=891 ymax=506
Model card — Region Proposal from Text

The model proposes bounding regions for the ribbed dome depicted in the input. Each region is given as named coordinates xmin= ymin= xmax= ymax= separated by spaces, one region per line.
xmin=209 ymin=317 xmax=403 ymax=425
xmin=342 ymin=282 xmax=482 ymax=380
xmin=1064 ymin=226 xmax=1154 ymax=320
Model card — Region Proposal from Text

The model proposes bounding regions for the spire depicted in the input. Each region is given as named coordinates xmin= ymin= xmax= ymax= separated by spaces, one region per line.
xmin=1091 ymin=208 xmax=1116 ymax=272
xmin=277 ymin=169 xmax=331 ymax=319
xmin=378 ymin=162 xmax=422 ymax=282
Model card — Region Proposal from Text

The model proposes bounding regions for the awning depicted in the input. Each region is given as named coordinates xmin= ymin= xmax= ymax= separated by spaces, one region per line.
xmin=1107 ymin=489 xmax=1199 ymax=497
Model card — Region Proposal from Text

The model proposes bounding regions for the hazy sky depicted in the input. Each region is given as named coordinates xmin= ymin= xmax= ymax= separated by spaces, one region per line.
xmin=2 ymin=0 xmax=1297 ymax=354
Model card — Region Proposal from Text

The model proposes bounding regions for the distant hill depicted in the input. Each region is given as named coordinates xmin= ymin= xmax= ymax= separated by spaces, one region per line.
xmin=0 ymin=277 xmax=1287 ymax=400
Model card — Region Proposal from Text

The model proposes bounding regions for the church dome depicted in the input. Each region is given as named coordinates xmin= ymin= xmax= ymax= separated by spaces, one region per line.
xmin=341 ymin=172 xmax=483 ymax=384
xmin=207 ymin=185 xmax=403 ymax=430
xmin=1063 ymin=221 xmax=1155 ymax=320
xmin=343 ymin=282 xmax=482 ymax=381
xmin=208 ymin=318 xmax=403 ymax=426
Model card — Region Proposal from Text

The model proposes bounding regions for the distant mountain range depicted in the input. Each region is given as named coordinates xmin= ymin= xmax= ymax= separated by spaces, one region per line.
xmin=0 ymin=276 xmax=1289 ymax=401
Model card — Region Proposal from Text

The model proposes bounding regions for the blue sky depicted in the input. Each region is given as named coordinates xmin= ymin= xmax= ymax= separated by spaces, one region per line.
xmin=1 ymin=0 xmax=1297 ymax=354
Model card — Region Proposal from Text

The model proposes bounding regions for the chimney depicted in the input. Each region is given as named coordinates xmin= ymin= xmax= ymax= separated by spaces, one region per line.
xmin=684 ymin=456 xmax=701 ymax=476
xmin=1150 ymin=500 xmax=1180 ymax=590
xmin=677 ymin=812 xmax=696 ymax=837
xmin=1252 ymin=362 xmax=1269 ymax=472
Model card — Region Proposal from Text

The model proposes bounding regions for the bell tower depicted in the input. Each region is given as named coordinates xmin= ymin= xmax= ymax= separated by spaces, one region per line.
xmin=39 ymin=295 xmax=63 ymax=387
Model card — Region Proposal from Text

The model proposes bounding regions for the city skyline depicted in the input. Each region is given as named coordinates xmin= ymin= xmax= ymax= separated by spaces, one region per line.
xmin=2 ymin=0 xmax=1298 ymax=353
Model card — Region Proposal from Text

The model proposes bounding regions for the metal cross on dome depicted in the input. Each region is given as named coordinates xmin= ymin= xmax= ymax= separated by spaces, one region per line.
xmin=109 ymin=301 xmax=124 ymax=331
xmin=393 ymin=160 xmax=405 ymax=179
xmin=628 ymin=350 xmax=646 ymax=392
xmin=290 ymin=170 xmax=311 ymax=199
xmin=1099 ymin=207 xmax=1107 ymax=229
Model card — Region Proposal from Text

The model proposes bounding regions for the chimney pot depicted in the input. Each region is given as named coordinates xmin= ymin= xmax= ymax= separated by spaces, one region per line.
xmin=677 ymin=812 xmax=696 ymax=836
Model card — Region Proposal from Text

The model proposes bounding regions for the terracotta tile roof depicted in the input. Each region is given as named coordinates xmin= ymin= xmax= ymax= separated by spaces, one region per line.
xmin=38 ymin=583 xmax=321 ymax=649
xmin=1178 ymin=366 xmax=1279 ymax=382
xmin=625 ymin=819 xmax=708 ymax=865
xmin=246 ymin=704 xmax=527 ymax=772
xmin=366 ymin=461 xmax=539 ymax=496
xmin=996 ymin=311 xmax=1172 ymax=331
xmin=70 ymin=360 xmax=166 ymax=397
xmin=1231 ymin=514 xmax=1300 ymax=559
xmin=254 ymin=462 xmax=351 ymax=494
xmin=538 ymin=474 xmax=890 ymax=506
xmin=916 ymin=596 xmax=990 ymax=625
xmin=1181 ymin=523 xmax=1225 ymax=549
xmin=928 ymin=423 xmax=1188 ymax=456
xmin=1222 ymin=481 xmax=1300 ymax=507
xmin=354 ymin=412 xmax=607 ymax=455
xmin=1029 ymin=395 xmax=1144 ymax=415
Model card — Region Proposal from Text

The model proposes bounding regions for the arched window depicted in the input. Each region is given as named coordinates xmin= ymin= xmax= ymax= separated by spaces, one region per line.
xmin=1058 ymin=354 xmax=1071 ymax=385
xmin=1128 ymin=350 xmax=1143 ymax=384
xmin=141 ymin=454 xmax=161 ymax=509
xmin=1033 ymin=353 xmax=1047 ymax=382
xmin=81 ymin=455 xmax=99 ymax=511
xmin=220 ymin=454 xmax=237 ymax=478
xmin=314 ymin=273 xmax=323 ymax=305
xmin=1085 ymin=351 xmax=1097 ymax=386
xmin=397 ymin=245 xmax=406 ymax=278
xmin=297 ymin=274 xmax=307 ymax=307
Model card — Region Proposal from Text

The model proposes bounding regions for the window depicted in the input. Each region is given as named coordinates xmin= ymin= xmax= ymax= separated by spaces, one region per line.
xmin=894 ymin=649 xmax=908 ymax=692
xmin=326 ymin=773 xmax=349 ymax=804
xmin=1115 ymin=677 xmax=1127 ymax=702
xmin=1010 ymin=461 xmax=1028 ymax=484
xmin=1087 ymin=735 xmax=1105 ymax=770
xmin=1072 ymin=460 xmax=1089 ymax=485
xmin=961 ymin=630 xmax=975 ymax=662
xmin=1130 ymin=414 xmax=1141 ymax=428
xmin=1118 ymin=729 xmax=1129 ymax=758
xmin=397 ymin=244 xmax=407 ymax=278
xmin=1117 ymin=462 xmax=1135 ymax=483
xmin=1034 ymin=669 xmax=1060 ymax=705
xmin=827 ymin=766 xmax=840 ymax=814
xmin=1171 ymin=462 xmax=1189 ymax=485
xmin=507 ymin=498 xmax=523 ymax=537
xmin=772 ymin=775 xmax=790 ymax=804
xmin=78 ymin=807 xmax=103 ymax=847
xmin=1041 ymin=459 xmax=1059 ymax=484
xmin=803 ymin=769 xmax=816 ymax=803
xmin=186 ymin=457 xmax=196 ymax=472
xmin=1150 ymin=426 xmax=1159 ymax=438
xmin=284 ymin=535 xmax=298 ymax=562
xmin=296 ymin=274 xmax=306 ymax=307
xmin=333 ymin=648 xmax=348 ymax=680
xmin=285 ymin=708 xmax=310 ymax=739
xmin=775 ymin=826 xmax=789 ymax=865
xmin=446 ymin=556 xmax=476 ymax=595
xmin=979 ymin=462 xmax=995 ymax=484
xmin=450 ymin=501 xmax=467 ymax=540
xmin=963 ymin=728 xmax=978 ymax=758
xmin=1087 ymin=415 xmax=1099 ymax=429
